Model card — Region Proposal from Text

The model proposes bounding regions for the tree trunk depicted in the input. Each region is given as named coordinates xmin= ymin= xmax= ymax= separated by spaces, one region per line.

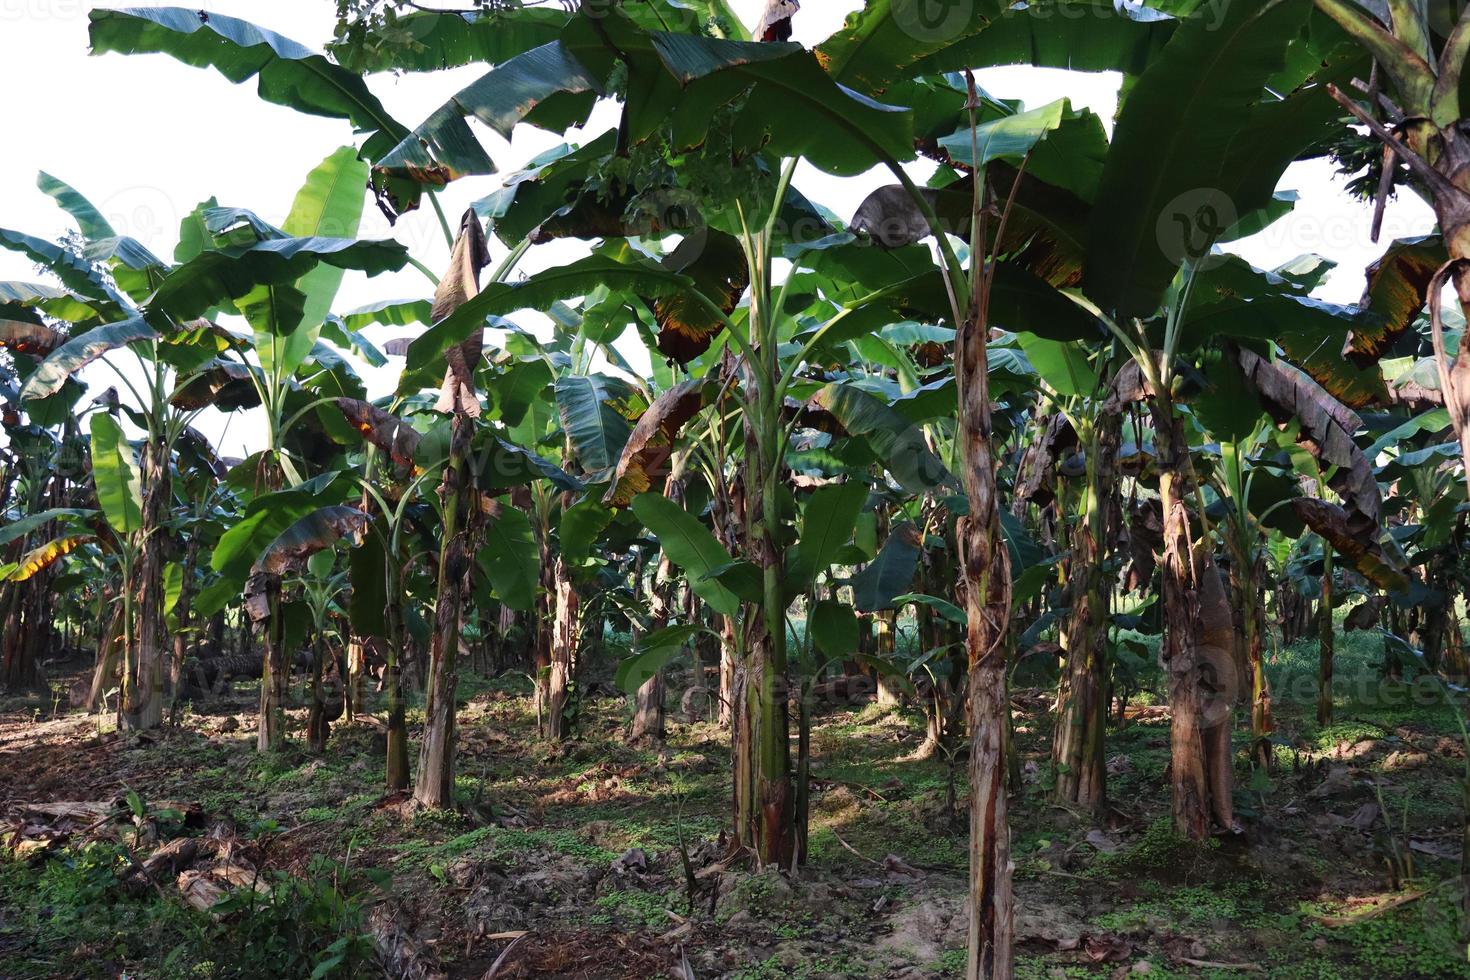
xmin=123 ymin=440 xmax=169 ymax=731
xmin=415 ymin=412 xmax=473 ymax=808
xmin=385 ymin=607 xmax=410 ymax=792
xmin=307 ymin=628 xmax=330 ymax=753
xmin=546 ymin=556 xmax=578 ymax=741
xmin=874 ymin=609 xmax=901 ymax=706
xmin=1317 ymin=544 xmax=1335 ymax=727
xmin=255 ymin=575 xmax=286 ymax=752
xmin=732 ymin=357 xmax=795 ymax=870
xmin=168 ymin=532 xmax=200 ymax=723
xmin=87 ymin=604 xmax=125 ymax=712
xmin=956 ymin=305 xmax=1014 ymax=978
xmin=1151 ymin=404 xmax=1213 ymax=840
xmin=1053 ymin=411 xmax=1119 ymax=813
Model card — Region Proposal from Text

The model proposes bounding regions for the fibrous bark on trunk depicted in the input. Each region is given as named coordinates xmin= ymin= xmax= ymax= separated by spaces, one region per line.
xmin=1052 ymin=410 xmax=1120 ymax=813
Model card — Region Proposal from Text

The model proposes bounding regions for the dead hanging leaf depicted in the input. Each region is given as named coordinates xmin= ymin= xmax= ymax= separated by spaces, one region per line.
xmin=0 ymin=320 xmax=65 ymax=357
xmin=1344 ymin=595 xmax=1386 ymax=631
xmin=1344 ymin=235 xmax=1444 ymax=366
xmin=435 ymin=208 xmax=491 ymax=417
xmin=604 ymin=379 xmax=708 ymax=507
xmin=242 ymin=571 xmax=273 ymax=623
xmin=1125 ymin=498 xmax=1163 ymax=592
xmin=1101 ymin=359 xmax=1154 ymax=414
xmin=252 ymin=505 xmax=368 ymax=576
xmin=655 ymin=231 xmax=748 ymax=364
xmin=9 ymin=534 xmax=92 ymax=581
xmin=1236 ymin=347 xmax=1405 ymax=588
xmin=1014 ymin=414 xmax=1078 ymax=506
xmin=170 ymin=360 xmax=261 ymax=411
xmin=1236 ymin=348 xmax=1380 ymax=527
xmin=754 ymin=0 xmax=799 ymax=41
xmin=335 ymin=398 xmax=422 ymax=469
xmin=1291 ymin=497 xmax=1408 ymax=591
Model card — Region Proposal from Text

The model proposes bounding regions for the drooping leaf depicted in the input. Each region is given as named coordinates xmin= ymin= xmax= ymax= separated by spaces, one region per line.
xmin=615 ymin=623 xmax=713 ymax=694
xmin=149 ymin=234 xmax=408 ymax=322
xmin=605 ymin=379 xmax=708 ymax=506
xmin=478 ymin=506 xmax=538 ymax=611
xmin=788 ymin=481 xmax=869 ymax=586
xmin=646 ymin=32 xmax=915 ymax=176
xmin=8 ymin=535 xmax=93 ymax=582
xmin=555 ymin=374 xmax=638 ymax=476
xmin=1084 ymin=2 xmax=1345 ymax=316
xmin=88 ymin=8 xmax=410 ymax=160
xmin=89 ymin=413 xmax=143 ymax=535
xmin=375 ymin=41 xmax=600 ymax=188
xmin=197 ymin=472 xmax=346 ymax=616
xmin=253 ymin=505 xmax=366 ymax=575
xmin=335 ymin=397 xmax=422 ymax=468
xmin=654 ymin=231 xmax=749 ymax=363
xmin=852 ymin=521 xmax=923 ymax=612
xmin=629 ymin=491 xmax=740 ymax=616
xmin=433 ymin=209 xmax=492 ymax=416
xmin=808 ymin=383 xmax=951 ymax=493
xmin=821 ymin=0 xmax=1174 ymax=96
xmin=892 ymin=592 xmax=967 ymax=625
xmin=0 ymin=508 xmax=96 ymax=548
xmin=405 ymin=254 xmax=695 ymax=379
xmin=1345 ymin=234 xmax=1444 ymax=365
xmin=0 ymin=320 xmax=66 ymax=358
xmin=809 ymin=599 xmax=859 ymax=657
xmin=170 ymin=360 xmax=261 ymax=411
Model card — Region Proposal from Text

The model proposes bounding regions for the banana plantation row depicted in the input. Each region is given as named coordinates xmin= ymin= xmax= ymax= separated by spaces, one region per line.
xmin=5 ymin=1 xmax=1470 ymax=977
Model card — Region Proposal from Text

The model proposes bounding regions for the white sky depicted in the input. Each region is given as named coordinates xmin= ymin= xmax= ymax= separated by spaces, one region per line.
xmin=0 ymin=0 xmax=1440 ymax=457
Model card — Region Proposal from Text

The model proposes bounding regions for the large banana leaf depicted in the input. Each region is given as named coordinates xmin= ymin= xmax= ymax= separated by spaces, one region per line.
xmin=149 ymin=234 xmax=407 ymax=322
xmin=0 ymin=282 xmax=103 ymax=326
xmin=1084 ymin=2 xmax=1347 ymax=317
xmin=817 ymin=0 xmax=1174 ymax=95
xmin=555 ymin=374 xmax=638 ymax=476
xmin=644 ymin=32 xmax=914 ymax=176
xmin=788 ymin=481 xmax=868 ymax=586
xmin=477 ymin=506 xmax=538 ymax=611
xmin=20 ymin=317 xmax=159 ymax=401
xmin=0 ymin=508 xmax=96 ymax=549
xmin=404 ymin=255 xmax=695 ymax=378
xmin=807 ymin=383 xmax=952 ymax=494
xmin=0 ymin=228 xmax=128 ymax=311
xmin=37 ymin=171 xmax=115 ymax=240
xmin=629 ymin=491 xmax=740 ymax=616
xmin=88 ymin=8 xmax=409 ymax=159
xmin=853 ymin=521 xmax=923 ymax=612
xmin=375 ymin=41 xmax=600 ymax=187
xmin=196 ymin=472 xmax=347 ymax=616
xmin=334 ymin=5 xmax=572 ymax=73
xmin=253 ymin=505 xmax=367 ymax=575
xmin=283 ymin=147 xmax=371 ymax=340
xmin=89 ymin=413 xmax=143 ymax=536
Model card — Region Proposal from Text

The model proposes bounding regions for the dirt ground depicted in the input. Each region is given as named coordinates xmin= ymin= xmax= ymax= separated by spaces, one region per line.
xmin=3 ymin=635 xmax=1470 ymax=979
